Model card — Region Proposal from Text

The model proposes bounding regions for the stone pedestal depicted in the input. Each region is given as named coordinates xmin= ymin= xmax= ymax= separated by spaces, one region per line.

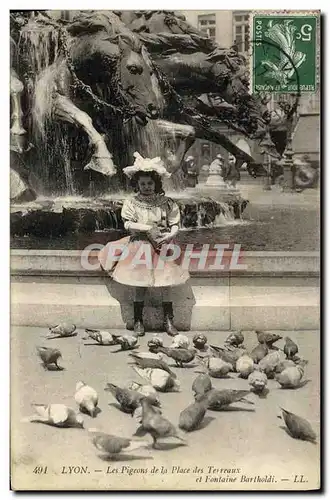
xmin=205 ymin=163 xmax=227 ymax=187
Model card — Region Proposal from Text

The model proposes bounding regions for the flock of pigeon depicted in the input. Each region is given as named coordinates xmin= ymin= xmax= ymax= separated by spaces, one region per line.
xmin=22 ymin=323 xmax=317 ymax=460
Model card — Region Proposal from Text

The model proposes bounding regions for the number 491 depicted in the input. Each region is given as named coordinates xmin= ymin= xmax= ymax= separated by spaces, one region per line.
xmin=33 ymin=466 xmax=48 ymax=474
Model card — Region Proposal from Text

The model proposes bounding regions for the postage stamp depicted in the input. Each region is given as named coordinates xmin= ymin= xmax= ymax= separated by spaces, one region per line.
xmin=252 ymin=13 xmax=319 ymax=93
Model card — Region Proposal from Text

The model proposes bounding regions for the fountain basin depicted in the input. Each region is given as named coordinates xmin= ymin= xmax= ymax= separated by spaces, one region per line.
xmin=10 ymin=193 xmax=248 ymax=240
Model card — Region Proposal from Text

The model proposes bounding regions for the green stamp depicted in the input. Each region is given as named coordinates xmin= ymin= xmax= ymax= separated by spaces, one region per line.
xmin=252 ymin=14 xmax=318 ymax=93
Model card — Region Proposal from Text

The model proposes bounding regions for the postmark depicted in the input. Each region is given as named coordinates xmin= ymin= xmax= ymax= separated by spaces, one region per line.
xmin=251 ymin=12 xmax=319 ymax=93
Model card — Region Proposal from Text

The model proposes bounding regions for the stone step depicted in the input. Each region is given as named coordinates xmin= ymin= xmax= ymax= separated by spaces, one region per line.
xmin=11 ymin=277 xmax=319 ymax=331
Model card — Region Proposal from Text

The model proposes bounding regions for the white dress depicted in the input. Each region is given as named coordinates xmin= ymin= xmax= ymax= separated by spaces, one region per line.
xmin=98 ymin=194 xmax=190 ymax=287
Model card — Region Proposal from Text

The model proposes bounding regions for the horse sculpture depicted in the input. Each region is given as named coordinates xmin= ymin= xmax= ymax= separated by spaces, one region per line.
xmin=10 ymin=10 xmax=279 ymax=201
xmin=10 ymin=11 xmax=169 ymax=198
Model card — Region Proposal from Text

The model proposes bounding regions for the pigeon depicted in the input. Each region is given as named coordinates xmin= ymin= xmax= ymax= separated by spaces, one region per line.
xmin=170 ymin=334 xmax=191 ymax=349
xmin=250 ymin=343 xmax=268 ymax=363
xmin=195 ymin=389 xmax=254 ymax=410
xmin=225 ymin=331 xmax=244 ymax=347
xmin=192 ymin=334 xmax=208 ymax=350
xmin=192 ymin=373 xmax=212 ymax=397
xmin=90 ymin=430 xmax=149 ymax=457
xmin=275 ymin=365 xmax=306 ymax=388
xmin=236 ymin=354 xmax=254 ymax=379
xmin=127 ymin=382 xmax=161 ymax=406
xmin=275 ymin=359 xmax=297 ymax=374
xmin=130 ymin=351 xmax=164 ymax=360
xmin=84 ymin=329 xmax=116 ymax=345
xmin=47 ymin=323 xmax=77 ymax=338
xmin=129 ymin=353 xmax=177 ymax=378
xmin=147 ymin=336 xmax=164 ymax=351
xmin=259 ymin=350 xmax=286 ymax=378
xmin=153 ymin=347 xmax=196 ymax=367
xmin=291 ymin=354 xmax=308 ymax=365
xmin=284 ymin=337 xmax=299 ymax=359
xmin=75 ymin=381 xmax=99 ymax=417
xmin=133 ymin=366 xmax=180 ymax=392
xmin=256 ymin=330 xmax=282 ymax=348
xmin=36 ymin=346 xmax=62 ymax=369
xmin=248 ymin=371 xmax=268 ymax=393
xmin=179 ymin=400 xmax=208 ymax=432
xmin=24 ymin=403 xmax=84 ymax=428
xmin=105 ymin=382 xmax=160 ymax=413
xmin=209 ymin=345 xmax=245 ymax=366
xmin=111 ymin=334 xmax=138 ymax=351
xmin=280 ymin=408 xmax=317 ymax=442
xmin=197 ymin=356 xmax=232 ymax=378
xmin=135 ymin=399 xmax=186 ymax=448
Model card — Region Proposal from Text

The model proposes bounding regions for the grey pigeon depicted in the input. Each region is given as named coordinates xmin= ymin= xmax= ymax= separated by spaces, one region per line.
xmin=225 ymin=331 xmax=244 ymax=347
xmin=48 ymin=323 xmax=77 ymax=338
xmin=129 ymin=353 xmax=177 ymax=378
xmin=195 ymin=389 xmax=254 ymax=411
xmin=179 ymin=401 xmax=207 ymax=432
xmin=90 ymin=431 xmax=149 ymax=457
xmin=209 ymin=345 xmax=245 ymax=366
xmin=36 ymin=346 xmax=62 ymax=369
xmin=154 ymin=347 xmax=196 ymax=367
xmin=256 ymin=330 xmax=282 ymax=348
xmin=105 ymin=383 xmax=160 ymax=413
xmin=281 ymin=408 xmax=317 ymax=442
xmin=284 ymin=337 xmax=299 ymax=359
xmin=135 ymin=399 xmax=186 ymax=448
xmin=250 ymin=343 xmax=268 ymax=363
xmin=192 ymin=373 xmax=212 ymax=397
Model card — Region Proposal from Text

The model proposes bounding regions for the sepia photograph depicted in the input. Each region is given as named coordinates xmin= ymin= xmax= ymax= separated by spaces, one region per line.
xmin=9 ymin=8 xmax=320 ymax=491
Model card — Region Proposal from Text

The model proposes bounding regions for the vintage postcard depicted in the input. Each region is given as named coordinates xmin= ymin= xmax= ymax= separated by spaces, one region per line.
xmin=10 ymin=9 xmax=321 ymax=491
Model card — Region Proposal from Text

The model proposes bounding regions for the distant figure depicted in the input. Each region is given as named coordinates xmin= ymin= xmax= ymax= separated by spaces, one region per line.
xmin=183 ymin=155 xmax=199 ymax=188
xmin=199 ymin=162 xmax=210 ymax=183
xmin=225 ymin=154 xmax=240 ymax=188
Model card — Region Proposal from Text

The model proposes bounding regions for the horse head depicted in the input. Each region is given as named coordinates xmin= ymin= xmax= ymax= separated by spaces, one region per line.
xmin=117 ymin=35 xmax=164 ymax=124
xmin=67 ymin=11 xmax=164 ymax=125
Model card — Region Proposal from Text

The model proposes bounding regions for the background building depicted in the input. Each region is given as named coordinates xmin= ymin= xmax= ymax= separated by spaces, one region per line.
xmin=181 ymin=10 xmax=250 ymax=55
xmin=180 ymin=10 xmax=320 ymax=173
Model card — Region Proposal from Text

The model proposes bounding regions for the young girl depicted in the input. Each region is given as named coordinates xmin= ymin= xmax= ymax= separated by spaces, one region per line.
xmin=99 ymin=152 xmax=189 ymax=337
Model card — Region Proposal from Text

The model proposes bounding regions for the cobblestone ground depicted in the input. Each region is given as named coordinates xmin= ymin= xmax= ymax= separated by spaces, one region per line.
xmin=11 ymin=327 xmax=320 ymax=491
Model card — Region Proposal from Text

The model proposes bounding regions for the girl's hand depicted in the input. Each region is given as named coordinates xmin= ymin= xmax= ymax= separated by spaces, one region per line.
xmin=147 ymin=227 xmax=162 ymax=243
xmin=155 ymin=232 xmax=172 ymax=249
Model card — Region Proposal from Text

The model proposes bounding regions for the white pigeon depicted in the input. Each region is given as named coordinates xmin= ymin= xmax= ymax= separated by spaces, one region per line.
xmin=112 ymin=334 xmax=138 ymax=351
xmin=23 ymin=403 xmax=84 ymax=428
xmin=236 ymin=354 xmax=255 ymax=379
xmin=128 ymin=381 xmax=161 ymax=406
xmin=248 ymin=371 xmax=268 ymax=393
xmin=48 ymin=323 xmax=77 ymax=338
xmin=207 ymin=357 xmax=232 ymax=378
xmin=275 ymin=365 xmax=306 ymax=389
xmin=170 ymin=334 xmax=191 ymax=349
xmin=75 ymin=381 xmax=99 ymax=417
xmin=84 ymin=329 xmax=116 ymax=345
xmin=133 ymin=366 xmax=180 ymax=392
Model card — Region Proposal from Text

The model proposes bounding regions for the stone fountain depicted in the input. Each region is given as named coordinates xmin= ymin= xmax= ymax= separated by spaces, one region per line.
xmin=10 ymin=10 xmax=278 ymax=248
